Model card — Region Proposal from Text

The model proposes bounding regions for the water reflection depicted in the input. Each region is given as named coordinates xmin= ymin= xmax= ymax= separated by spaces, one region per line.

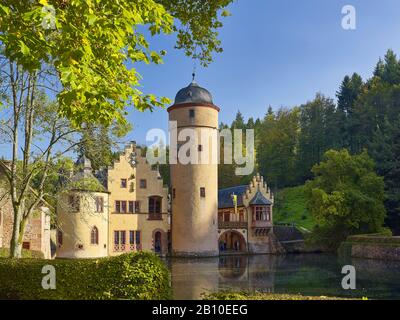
xmin=167 ymin=254 xmax=400 ymax=300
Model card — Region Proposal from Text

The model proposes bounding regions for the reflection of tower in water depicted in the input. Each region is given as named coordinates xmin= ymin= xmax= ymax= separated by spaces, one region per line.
xmin=218 ymin=255 xmax=283 ymax=294
xmin=169 ymin=258 xmax=219 ymax=300
xmin=168 ymin=255 xmax=286 ymax=299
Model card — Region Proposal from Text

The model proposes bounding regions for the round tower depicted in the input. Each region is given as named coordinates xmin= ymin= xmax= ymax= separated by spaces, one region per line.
xmin=168 ymin=78 xmax=219 ymax=257
xmin=56 ymin=156 xmax=109 ymax=258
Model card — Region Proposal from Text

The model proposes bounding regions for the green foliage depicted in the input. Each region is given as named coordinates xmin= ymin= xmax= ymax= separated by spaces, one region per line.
xmin=274 ymin=185 xmax=314 ymax=231
xmin=0 ymin=0 xmax=232 ymax=126
xmin=0 ymin=252 xmax=171 ymax=300
xmin=297 ymin=94 xmax=340 ymax=181
xmin=79 ymin=122 xmax=131 ymax=171
xmin=159 ymin=0 xmax=232 ymax=66
xmin=218 ymin=112 xmax=256 ymax=188
xmin=305 ymin=149 xmax=386 ymax=248
xmin=257 ymin=107 xmax=300 ymax=189
xmin=64 ymin=176 xmax=105 ymax=192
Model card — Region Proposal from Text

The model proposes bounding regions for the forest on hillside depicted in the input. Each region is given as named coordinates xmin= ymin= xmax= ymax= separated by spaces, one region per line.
xmin=219 ymin=49 xmax=400 ymax=234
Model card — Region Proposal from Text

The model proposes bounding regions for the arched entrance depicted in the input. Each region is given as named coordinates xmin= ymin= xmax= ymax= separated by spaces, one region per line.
xmin=218 ymin=230 xmax=247 ymax=253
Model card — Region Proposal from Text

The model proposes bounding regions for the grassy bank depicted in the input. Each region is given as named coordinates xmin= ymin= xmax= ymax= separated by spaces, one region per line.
xmin=0 ymin=252 xmax=171 ymax=300
xmin=274 ymin=185 xmax=314 ymax=231
xmin=203 ymin=291 xmax=353 ymax=300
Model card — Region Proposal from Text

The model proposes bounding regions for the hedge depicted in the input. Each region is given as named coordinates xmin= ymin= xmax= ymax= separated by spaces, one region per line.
xmin=0 ymin=252 xmax=171 ymax=300
xmin=202 ymin=291 xmax=353 ymax=300
xmin=0 ymin=248 xmax=44 ymax=259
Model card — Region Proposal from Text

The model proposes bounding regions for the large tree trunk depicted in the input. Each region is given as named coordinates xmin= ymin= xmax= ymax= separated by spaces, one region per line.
xmin=9 ymin=205 xmax=24 ymax=258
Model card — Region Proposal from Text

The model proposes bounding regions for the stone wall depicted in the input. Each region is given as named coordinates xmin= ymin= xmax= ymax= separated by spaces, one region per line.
xmin=0 ymin=183 xmax=51 ymax=258
xmin=351 ymin=243 xmax=400 ymax=261
xmin=0 ymin=190 xmax=13 ymax=249
xmin=339 ymin=235 xmax=400 ymax=261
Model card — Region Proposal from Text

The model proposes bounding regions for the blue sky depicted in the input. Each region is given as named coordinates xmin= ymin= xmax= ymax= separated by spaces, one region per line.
xmin=127 ymin=0 xmax=400 ymax=145
xmin=1 ymin=0 xmax=400 ymax=158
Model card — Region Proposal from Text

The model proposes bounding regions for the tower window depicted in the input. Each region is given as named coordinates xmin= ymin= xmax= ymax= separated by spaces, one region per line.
xmin=200 ymin=187 xmax=206 ymax=198
xmin=189 ymin=109 xmax=195 ymax=118
xmin=95 ymin=196 xmax=104 ymax=213
xmin=198 ymin=145 xmax=203 ymax=152
xmin=121 ymin=179 xmax=127 ymax=188
xmin=91 ymin=226 xmax=99 ymax=245
xmin=57 ymin=230 xmax=63 ymax=246
xmin=68 ymin=195 xmax=80 ymax=212
xmin=140 ymin=179 xmax=147 ymax=189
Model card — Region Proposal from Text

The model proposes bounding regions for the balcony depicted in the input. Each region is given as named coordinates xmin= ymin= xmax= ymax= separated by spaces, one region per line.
xmin=218 ymin=221 xmax=248 ymax=229
xmin=114 ymin=244 xmax=142 ymax=252
xmin=113 ymin=244 xmax=126 ymax=252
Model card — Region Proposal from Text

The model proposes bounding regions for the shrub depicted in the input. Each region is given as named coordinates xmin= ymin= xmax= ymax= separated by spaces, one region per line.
xmin=0 ymin=248 xmax=44 ymax=259
xmin=0 ymin=252 xmax=171 ymax=300
xmin=202 ymin=291 xmax=352 ymax=300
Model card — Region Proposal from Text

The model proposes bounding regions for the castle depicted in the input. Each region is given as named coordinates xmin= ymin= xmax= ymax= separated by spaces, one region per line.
xmin=0 ymin=79 xmax=286 ymax=258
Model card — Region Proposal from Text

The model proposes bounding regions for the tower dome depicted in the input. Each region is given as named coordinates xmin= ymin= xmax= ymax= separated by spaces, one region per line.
xmin=174 ymin=80 xmax=214 ymax=105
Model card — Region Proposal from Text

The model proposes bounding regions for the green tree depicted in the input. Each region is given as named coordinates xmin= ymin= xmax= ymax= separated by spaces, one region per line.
xmin=0 ymin=0 xmax=233 ymax=126
xmin=381 ymin=49 xmax=400 ymax=85
xmin=305 ymin=149 xmax=386 ymax=248
xmin=336 ymin=73 xmax=363 ymax=151
xmin=297 ymin=94 xmax=337 ymax=181
xmin=368 ymin=115 xmax=400 ymax=234
xmin=257 ymin=107 xmax=299 ymax=189
xmin=79 ymin=122 xmax=131 ymax=171
xmin=231 ymin=111 xmax=245 ymax=129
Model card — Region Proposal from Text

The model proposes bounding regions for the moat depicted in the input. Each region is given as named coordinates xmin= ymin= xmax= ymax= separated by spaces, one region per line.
xmin=166 ymin=254 xmax=400 ymax=300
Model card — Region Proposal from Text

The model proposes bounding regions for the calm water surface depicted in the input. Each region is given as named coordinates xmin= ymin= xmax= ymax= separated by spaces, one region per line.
xmin=166 ymin=254 xmax=400 ymax=300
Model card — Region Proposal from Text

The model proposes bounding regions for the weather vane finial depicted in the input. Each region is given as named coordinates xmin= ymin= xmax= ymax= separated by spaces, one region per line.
xmin=192 ymin=61 xmax=196 ymax=82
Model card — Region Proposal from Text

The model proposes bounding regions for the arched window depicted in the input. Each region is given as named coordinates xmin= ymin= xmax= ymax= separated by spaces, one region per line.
xmin=148 ymin=196 xmax=162 ymax=220
xmin=91 ymin=226 xmax=99 ymax=245
xmin=57 ymin=230 xmax=63 ymax=246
